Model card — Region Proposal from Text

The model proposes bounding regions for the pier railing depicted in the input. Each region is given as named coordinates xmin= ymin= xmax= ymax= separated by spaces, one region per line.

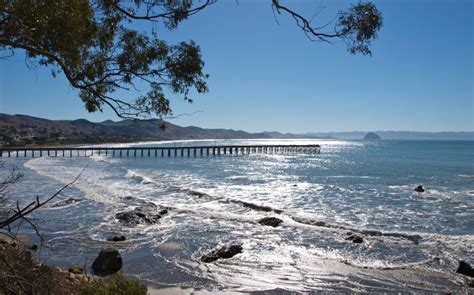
xmin=0 ymin=144 xmax=320 ymax=158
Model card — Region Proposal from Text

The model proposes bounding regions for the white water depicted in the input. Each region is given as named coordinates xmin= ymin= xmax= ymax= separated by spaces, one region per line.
xmin=2 ymin=139 xmax=472 ymax=292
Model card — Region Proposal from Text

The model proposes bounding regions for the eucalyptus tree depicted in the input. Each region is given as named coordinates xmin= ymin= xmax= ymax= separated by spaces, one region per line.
xmin=0 ymin=0 xmax=382 ymax=119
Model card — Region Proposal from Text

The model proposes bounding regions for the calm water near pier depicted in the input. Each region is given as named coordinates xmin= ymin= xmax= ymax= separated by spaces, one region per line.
xmin=2 ymin=139 xmax=473 ymax=292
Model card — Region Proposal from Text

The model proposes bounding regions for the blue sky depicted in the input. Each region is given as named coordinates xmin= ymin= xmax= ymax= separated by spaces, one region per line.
xmin=0 ymin=0 xmax=472 ymax=133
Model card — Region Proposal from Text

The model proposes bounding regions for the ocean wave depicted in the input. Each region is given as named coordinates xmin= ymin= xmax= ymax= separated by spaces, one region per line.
xmin=125 ymin=170 xmax=156 ymax=185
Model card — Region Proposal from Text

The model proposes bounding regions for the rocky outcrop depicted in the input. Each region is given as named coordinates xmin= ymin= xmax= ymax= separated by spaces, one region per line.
xmin=456 ymin=261 xmax=474 ymax=277
xmin=107 ymin=236 xmax=126 ymax=242
xmin=92 ymin=248 xmax=123 ymax=276
xmin=414 ymin=185 xmax=425 ymax=193
xmin=363 ymin=132 xmax=381 ymax=140
xmin=115 ymin=207 xmax=168 ymax=226
xmin=258 ymin=217 xmax=283 ymax=227
xmin=201 ymin=244 xmax=243 ymax=263
xmin=345 ymin=233 xmax=364 ymax=243
xmin=292 ymin=217 xmax=325 ymax=227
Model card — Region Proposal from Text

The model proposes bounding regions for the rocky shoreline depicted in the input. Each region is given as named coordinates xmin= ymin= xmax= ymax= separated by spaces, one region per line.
xmin=2 ymin=184 xmax=473 ymax=293
xmin=0 ymin=235 xmax=147 ymax=294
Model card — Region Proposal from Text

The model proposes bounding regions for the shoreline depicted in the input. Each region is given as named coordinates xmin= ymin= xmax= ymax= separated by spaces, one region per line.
xmin=3 ymin=233 xmax=472 ymax=294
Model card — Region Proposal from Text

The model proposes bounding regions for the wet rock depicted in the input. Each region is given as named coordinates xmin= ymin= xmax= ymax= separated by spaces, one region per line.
xmin=292 ymin=216 xmax=326 ymax=226
xmin=28 ymin=244 xmax=39 ymax=251
xmin=68 ymin=266 xmax=84 ymax=274
xmin=187 ymin=190 xmax=210 ymax=198
xmin=107 ymin=235 xmax=126 ymax=242
xmin=346 ymin=234 xmax=364 ymax=244
xmin=51 ymin=197 xmax=82 ymax=208
xmin=201 ymin=244 xmax=243 ymax=263
xmin=92 ymin=248 xmax=122 ymax=276
xmin=310 ymin=220 xmax=325 ymax=226
xmin=237 ymin=201 xmax=283 ymax=214
xmin=292 ymin=217 xmax=325 ymax=227
xmin=258 ymin=217 xmax=283 ymax=227
xmin=456 ymin=260 xmax=474 ymax=277
xmin=115 ymin=207 xmax=168 ymax=226
xmin=468 ymin=279 xmax=474 ymax=288
xmin=414 ymin=185 xmax=425 ymax=193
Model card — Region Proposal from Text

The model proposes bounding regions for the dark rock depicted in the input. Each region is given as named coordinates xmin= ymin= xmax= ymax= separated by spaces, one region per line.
xmin=107 ymin=235 xmax=126 ymax=242
xmin=28 ymin=244 xmax=39 ymax=251
xmin=115 ymin=211 xmax=139 ymax=225
xmin=51 ymin=197 xmax=82 ymax=208
xmin=312 ymin=220 xmax=325 ymax=226
xmin=346 ymin=234 xmax=364 ymax=243
xmin=456 ymin=260 xmax=474 ymax=277
xmin=468 ymin=279 xmax=474 ymax=288
xmin=240 ymin=201 xmax=272 ymax=212
xmin=292 ymin=217 xmax=325 ymax=227
xmin=414 ymin=185 xmax=425 ymax=193
xmin=92 ymin=248 xmax=122 ymax=276
xmin=258 ymin=217 xmax=283 ymax=227
xmin=115 ymin=207 xmax=168 ymax=226
xmin=364 ymin=132 xmax=381 ymax=140
xmin=68 ymin=266 xmax=84 ymax=274
xmin=187 ymin=190 xmax=210 ymax=198
xmin=201 ymin=244 xmax=243 ymax=263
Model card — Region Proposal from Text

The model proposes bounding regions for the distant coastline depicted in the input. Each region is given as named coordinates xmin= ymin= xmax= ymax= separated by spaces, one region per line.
xmin=1 ymin=113 xmax=473 ymax=147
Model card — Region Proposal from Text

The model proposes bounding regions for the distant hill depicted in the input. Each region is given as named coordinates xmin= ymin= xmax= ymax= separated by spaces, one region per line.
xmin=0 ymin=113 xmax=271 ymax=147
xmin=1 ymin=113 xmax=472 ymax=147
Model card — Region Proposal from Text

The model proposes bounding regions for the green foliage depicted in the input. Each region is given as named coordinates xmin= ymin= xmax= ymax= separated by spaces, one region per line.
xmin=337 ymin=2 xmax=383 ymax=56
xmin=1 ymin=0 xmax=210 ymax=119
xmin=272 ymin=0 xmax=382 ymax=56
xmin=81 ymin=274 xmax=147 ymax=295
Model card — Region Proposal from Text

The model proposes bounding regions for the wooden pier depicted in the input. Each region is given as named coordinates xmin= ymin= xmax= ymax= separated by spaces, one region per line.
xmin=0 ymin=144 xmax=320 ymax=158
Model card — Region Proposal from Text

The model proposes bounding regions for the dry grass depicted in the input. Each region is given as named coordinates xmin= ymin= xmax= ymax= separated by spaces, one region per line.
xmin=0 ymin=240 xmax=84 ymax=295
xmin=0 ymin=238 xmax=148 ymax=295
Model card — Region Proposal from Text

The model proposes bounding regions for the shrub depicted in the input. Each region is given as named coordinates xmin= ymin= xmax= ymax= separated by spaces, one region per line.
xmin=81 ymin=274 xmax=147 ymax=295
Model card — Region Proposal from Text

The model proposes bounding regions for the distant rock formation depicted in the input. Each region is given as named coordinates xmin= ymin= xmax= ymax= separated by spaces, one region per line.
xmin=363 ymin=132 xmax=381 ymax=140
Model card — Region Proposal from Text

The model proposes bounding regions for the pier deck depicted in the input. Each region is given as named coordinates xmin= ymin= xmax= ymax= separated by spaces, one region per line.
xmin=0 ymin=144 xmax=320 ymax=158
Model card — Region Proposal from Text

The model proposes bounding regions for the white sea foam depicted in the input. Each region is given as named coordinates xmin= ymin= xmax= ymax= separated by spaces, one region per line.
xmin=125 ymin=169 xmax=156 ymax=185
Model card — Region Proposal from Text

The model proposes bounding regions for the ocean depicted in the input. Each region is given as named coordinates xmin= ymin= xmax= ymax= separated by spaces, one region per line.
xmin=2 ymin=139 xmax=473 ymax=292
